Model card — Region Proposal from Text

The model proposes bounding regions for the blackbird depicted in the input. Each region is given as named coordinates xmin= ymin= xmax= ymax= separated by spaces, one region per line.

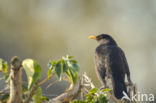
xmin=89 ymin=34 xmax=132 ymax=99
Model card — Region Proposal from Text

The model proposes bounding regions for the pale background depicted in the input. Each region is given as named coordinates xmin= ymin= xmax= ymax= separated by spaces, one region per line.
xmin=0 ymin=0 xmax=156 ymax=100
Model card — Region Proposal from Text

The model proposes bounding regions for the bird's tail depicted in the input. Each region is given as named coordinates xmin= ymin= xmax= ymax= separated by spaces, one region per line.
xmin=111 ymin=74 xmax=127 ymax=99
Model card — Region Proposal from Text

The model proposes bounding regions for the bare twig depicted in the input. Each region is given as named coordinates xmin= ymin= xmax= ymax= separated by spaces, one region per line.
xmin=39 ymin=72 xmax=55 ymax=86
xmin=39 ymin=77 xmax=50 ymax=86
xmin=0 ymin=85 xmax=9 ymax=95
xmin=24 ymin=73 xmax=55 ymax=103
xmin=83 ymin=72 xmax=95 ymax=88
xmin=46 ymin=80 xmax=59 ymax=89
xmin=46 ymin=77 xmax=69 ymax=89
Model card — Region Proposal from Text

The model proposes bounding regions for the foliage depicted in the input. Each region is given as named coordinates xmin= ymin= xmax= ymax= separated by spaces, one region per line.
xmin=0 ymin=55 xmax=80 ymax=103
xmin=22 ymin=59 xmax=42 ymax=90
xmin=0 ymin=58 xmax=8 ymax=74
xmin=48 ymin=55 xmax=80 ymax=84
xmin=32 ymin=87 xmax=42 ymax=103
xmin=0 ymin=56 xmax=112 ymax=103
xmin=72 ymin=88 xmax=110 ymax=103
xmin=0 ymin=58 xmax=9 ymax=83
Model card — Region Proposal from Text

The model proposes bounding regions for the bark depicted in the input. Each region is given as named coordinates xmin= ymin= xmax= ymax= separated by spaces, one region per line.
xmin=48 ymin=78 xmax=81 ymax=103
xmin=8 ymin=56 xmax=22 ymax=103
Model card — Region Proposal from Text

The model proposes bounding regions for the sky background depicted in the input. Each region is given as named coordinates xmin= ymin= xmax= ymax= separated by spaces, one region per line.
xmin=0 ymin=0 xmax=156 ymax=99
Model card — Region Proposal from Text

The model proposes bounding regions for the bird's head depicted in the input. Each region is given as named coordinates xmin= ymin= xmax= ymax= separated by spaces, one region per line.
xmin=89 ymin=34 xmax=117 ymax=45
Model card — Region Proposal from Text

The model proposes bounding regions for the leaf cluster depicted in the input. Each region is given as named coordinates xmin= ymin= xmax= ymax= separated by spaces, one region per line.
xmin=72 ymin=88 xmax=111 ymax=103
xmin=48 ymin=55 xmax=80 ymax=84
xmin=0 ymin=55 xmax=80 ymax=103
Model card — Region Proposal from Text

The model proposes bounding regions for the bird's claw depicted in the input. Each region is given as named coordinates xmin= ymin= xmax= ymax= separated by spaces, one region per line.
xmin=100 ymin=85 xmax=109 ymax=90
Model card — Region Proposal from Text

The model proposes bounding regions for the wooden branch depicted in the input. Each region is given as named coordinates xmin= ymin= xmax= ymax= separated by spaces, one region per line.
xmin=24 ymin=80 xmax=40 ymax=103
xmin=24 ymin=74 xmax=55 ymax=103
xmin=0 ymin=87 xmax=8 ymax=95
xmin=39 ymin=77 xmax=49 ymax=86
xmin=48 ymin=78 xmax=81 ymax=103
xmin=8 ymin=56 xmax=22 ymax=103
xmin=83 ymin=72 xmax=95 ymax=88
xmin=39 ymin=73 xmax=55 ymax=86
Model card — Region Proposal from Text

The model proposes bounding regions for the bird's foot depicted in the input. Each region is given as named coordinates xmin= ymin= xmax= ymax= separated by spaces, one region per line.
xmin=100 ymin=85 xmax=109 ymax=90
xmin=125 ymin=82 xmax=135 ymax=90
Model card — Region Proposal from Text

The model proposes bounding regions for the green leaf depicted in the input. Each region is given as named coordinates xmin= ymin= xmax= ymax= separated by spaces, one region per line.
xmin=47 ymin=61 xmax=56 ymax=78
xmin=71 ymin=71 xmax=78 ymax=84
xmin=55 ymin=62 xmax=63 ymax=80
xmin=89 ymin=88 xmax=98 ymax=94
xmin=0 ymin=58 xmax=8 ymax=74
xmin=67 ymin=69 xmax=79 ymax=84
xmin=65 ymin=58 xmax=79 ymax=73
xmin=47 ymin=69 xmax=52 ymax=78
xmin=72 ymin=100 xmax=86 ymax=103
xmin=1 ymin=93 xmax=9 ymax=102
xmin=97 ymin=95 xmax=108 ymax=103
xmin=63 ymin=62 xmax=69 ymax=72
xmin=65 ymin=70 xmax=73 ymax=83
xmin=51 ymin=61 xmax=56 ymax=66
xmin=22 ymin=84 xmax=28 ymax=92
xmin=40 ymin=96 xmax=49 ymax=101
xmin=48 ymin=55 xmax=80 ymax=84
xmin=22 ymin=59 xmax=41 ymax=89
xmin=70 ymin=63 xmax=80 ymax=72
xmin=33 ymin=60 xmax=41 ymax=78
xmin=0 ymin=58 xmax=9 ymax=83
xmin=69 ymin=60 xmax=77 ymax=63
xmin=101 ymin=88 xmax=111 ymax=93
xmin=48 ymin=62 xmax=52 ymax=69
xmin=33 ymin=87 xmax=42 ymax=103
xmin=86 ymin=94 xmax=94 ymax=103
xmin=48 ymin=61 xmax=56 ymax=70
xmin=67 ymin=55 xmax=73 ymax=59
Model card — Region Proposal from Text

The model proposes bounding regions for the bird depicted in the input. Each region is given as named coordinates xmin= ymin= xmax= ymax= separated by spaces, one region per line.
xmin=89 ymin=34 xmax=132 ymax=99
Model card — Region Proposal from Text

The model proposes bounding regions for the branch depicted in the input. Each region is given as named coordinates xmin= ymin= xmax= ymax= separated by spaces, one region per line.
xmin=39 ymin=72 xmax=55 ymax=86
xmin=24 ymin=73 xmax=55 ymax=103
xmin=0 ymin=86 xmax=9 ymax=95
xmin=24 ymin=80 xmax=40 ymax=103
xmin=82 ymin=72 xmax=95 ymax=88
xmin=81 ymin=73 xmax=120 ymax=103
xmin=8 ymin=56 xmax=22 ymax=103
xmin=48 ymin=78 xmax=81 ymax=103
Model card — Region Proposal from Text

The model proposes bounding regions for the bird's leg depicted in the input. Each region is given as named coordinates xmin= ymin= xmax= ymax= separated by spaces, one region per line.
xmin=127 ymin=74 xmax=132 ymax=86
xmin=103 ymin=77 xmax=109 ymax=88
xmin=100 ymin=77 xmax=109 ymax=90
xmin=102 ymin=69 xmax=111 ymax=88
xmin=100 ymin=78 xmax=109 ymax=90
xmin=107 ymin=69 xmax=112 ymax=79
xmin=127 ymin=73 xmax=135 ymax=94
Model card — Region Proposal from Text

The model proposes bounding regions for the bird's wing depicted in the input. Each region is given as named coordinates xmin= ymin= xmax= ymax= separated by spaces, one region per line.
xmin=108 ymin=46 xmax=130 ymax=98
xmin=108 ymin=46 xmax=130 ymax=75
xmin=118 ymin=47 xmax=130 ymax=75
xmin=95 ymin=45 xmax=130 ymax=75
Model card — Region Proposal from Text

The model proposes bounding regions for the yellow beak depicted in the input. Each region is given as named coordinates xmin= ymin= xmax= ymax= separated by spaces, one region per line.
xmin=89 ymin=36 xmax=96 ymax=39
